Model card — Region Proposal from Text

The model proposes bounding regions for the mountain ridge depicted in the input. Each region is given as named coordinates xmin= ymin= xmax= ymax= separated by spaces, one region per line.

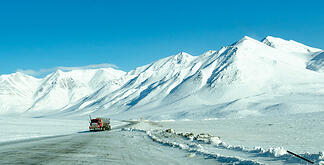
xmin=1 ymin=36 xmax=324 ymax=119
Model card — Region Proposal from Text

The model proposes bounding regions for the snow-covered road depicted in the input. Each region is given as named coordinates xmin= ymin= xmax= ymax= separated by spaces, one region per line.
xmin=0 ymin=121 xmax=218 ymax=165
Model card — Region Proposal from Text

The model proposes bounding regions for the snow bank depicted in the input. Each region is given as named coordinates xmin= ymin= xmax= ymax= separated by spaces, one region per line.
xmin=123 ymin=127 xmax=261 ymax=165
xmin=123 ymin=125 xmax=324 ymax=164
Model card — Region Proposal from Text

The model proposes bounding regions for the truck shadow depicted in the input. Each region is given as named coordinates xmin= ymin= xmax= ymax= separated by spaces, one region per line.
xmin=77 ymin=130 xmax=91 ymax=134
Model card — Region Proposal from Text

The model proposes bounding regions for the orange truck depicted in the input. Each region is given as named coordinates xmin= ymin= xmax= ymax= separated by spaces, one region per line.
xmin=89 ymin=117 xmax=111 ymax=131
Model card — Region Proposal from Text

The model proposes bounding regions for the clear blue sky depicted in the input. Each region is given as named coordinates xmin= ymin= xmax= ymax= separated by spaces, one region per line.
xmin=1 ymin=0 xmax=323 ymax=76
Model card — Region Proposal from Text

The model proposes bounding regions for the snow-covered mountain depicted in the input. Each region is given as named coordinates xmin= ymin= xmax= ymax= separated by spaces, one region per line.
xmin=1 ymin=36 xmax=324 ymax=119
xmin=0 ymin=72 xmax=41 ymax=114
xmin=28 ymin=68 xmax=126 ymax=112
xmin=0 ymin=68 xmax=126 ymax=114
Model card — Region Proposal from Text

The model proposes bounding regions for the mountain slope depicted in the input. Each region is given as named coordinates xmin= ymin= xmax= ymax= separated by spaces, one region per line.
xmin=28 ymin=68 xmax=126 ymax=112
xmin=0 ymin=68 xmax=126 ymax=114
xmin=151 ymin=36 xmax=324 ymax=119
xmin=60 ymin=36 xmax=324 ymax=119
xmin=62 ymin=52 xmax=200 ymax=116
xmin=0 ymin=72 xmax=40 ymax=114
xmin=306 ymin=51 xmax=324 ymax=72
xmin=1 ymin=36 xmax=324 ymax=119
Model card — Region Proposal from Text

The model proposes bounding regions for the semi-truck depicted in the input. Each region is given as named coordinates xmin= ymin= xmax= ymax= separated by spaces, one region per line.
xmin=89 ymin=117 xmax=111 ymax=131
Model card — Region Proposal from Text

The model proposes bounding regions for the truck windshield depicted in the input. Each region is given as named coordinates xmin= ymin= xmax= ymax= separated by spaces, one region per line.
xmin=91 ymin=119 xmax=99 ymax=123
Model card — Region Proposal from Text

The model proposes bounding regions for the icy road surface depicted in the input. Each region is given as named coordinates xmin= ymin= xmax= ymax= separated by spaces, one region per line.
xmin=0 ymin=121 xmax=217 ymax=165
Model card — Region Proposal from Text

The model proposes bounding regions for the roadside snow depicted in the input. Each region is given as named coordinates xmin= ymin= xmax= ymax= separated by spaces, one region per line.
xmin=125 ymin=112 xmax=324 ymax=164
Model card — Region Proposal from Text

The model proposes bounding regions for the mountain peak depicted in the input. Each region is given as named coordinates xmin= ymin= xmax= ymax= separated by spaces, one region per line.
xmin=262 ymin=36 xmax=321 ymax=53
xmin=53 ymin=69 xmax=64 ymax=75
xmin=231 ymin=36 xmax=263 ymax=48
xmin=242 ymin=35 xmax=253 ymax=40
xmin=0 ymin=71 xmax=35 ymax=80
xmin=263 ymin=35 xmax=278 ymax=40
xmin=236 ymin=36 xmax=255 ymax=43
xmin=175 ymin=52 xmax=191 ymax=57
xmin=47 ymin=70 xmax=65 ymax=79
xmin=171 ymin=52 xmax=196 ymax=64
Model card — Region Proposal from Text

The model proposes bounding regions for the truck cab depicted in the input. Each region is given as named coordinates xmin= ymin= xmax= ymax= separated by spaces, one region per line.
xmin=89 ymin=118 xmax=111 ymax=131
